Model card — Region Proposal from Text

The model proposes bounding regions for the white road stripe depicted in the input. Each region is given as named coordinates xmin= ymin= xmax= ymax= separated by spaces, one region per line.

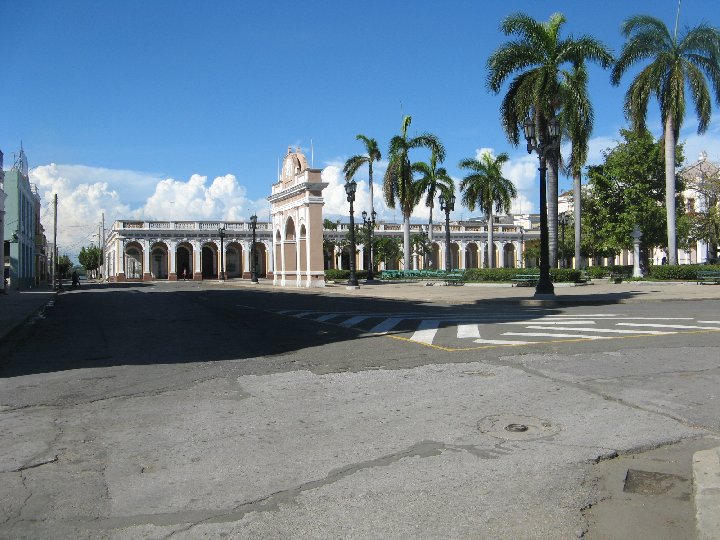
xmin=502 ymin=320 xmax=596 ymax=325
xmin=370 ymin=318 xmax=403 ymax=334
xmin=503 ymin=332 xmax=610 ymax=340
xmin=473 ymin=338 xmax=535 ymax=345
xmin=457 ymin=324 xmax=480 ymax=338
xmin=697 ymin=320 xmax=720 ymax=324
xmin=316 ymin=314 xmax=339 ymax=322
xmin=617 ymin=323 xmax=720 ymax=330
xmin=411 ymin=320 xmax=439 ymax=344
xmin=340 ymin=315 xmax=372 ymax=328
xmin=526 ymin=325 xmax=673 ymax=335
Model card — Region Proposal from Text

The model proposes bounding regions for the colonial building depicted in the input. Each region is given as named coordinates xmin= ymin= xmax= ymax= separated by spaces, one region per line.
xmin=104 ymin=219 xmax=273 ymax=282
xmin=0 ymin=150 xmax=6 ymax=292
xmin=103 ymin=216 xmax=534 ymax=282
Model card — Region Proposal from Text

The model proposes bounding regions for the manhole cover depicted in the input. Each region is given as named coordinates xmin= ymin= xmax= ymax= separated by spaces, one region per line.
xmin=478 ymin=414 xmax=561 ymax=440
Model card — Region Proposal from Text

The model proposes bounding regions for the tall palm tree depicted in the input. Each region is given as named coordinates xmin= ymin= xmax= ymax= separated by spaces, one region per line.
xmin=459 ymin=151 xmax=517 ymax=268
xmin=487 ymin=12 xmax=613 ymax=267
xmin=343 ymin=134 xmax=382 ymax=216
xmin=611 ymin=15 xmax=720 ymax=265
xmin=561 ymin=63 xmax=594 ymax=269
xmin=384 ymin=115 xmax=443 ymax=268
xmin=411 ymin=144 xmax=453 ymax=245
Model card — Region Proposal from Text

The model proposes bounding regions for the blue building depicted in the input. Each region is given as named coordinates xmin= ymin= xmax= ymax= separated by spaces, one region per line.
xmin=2 ymin=147 xmax=41 ymax=289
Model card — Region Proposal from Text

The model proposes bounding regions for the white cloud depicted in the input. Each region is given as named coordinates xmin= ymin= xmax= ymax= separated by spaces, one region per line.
xmin=30 ymin=164 xmax=267 ymax=262
xmin=31 ymin=164 xmax=132 ymax=258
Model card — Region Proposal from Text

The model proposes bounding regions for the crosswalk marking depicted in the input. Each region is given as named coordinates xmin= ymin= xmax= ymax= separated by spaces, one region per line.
xmin=474 ymin=338 xmax=534 ymax=345
xmin=272 ymin=308 xmax=719 ymax=348
xmin=457 ymin=324 xmax=480 ymax=339
xmin=370 ymin=317 xmax=403 ymax=334
xmin=410 ymin=320 xmax=440 ymax=344
xmin=525 ymin=325 xmax=673 ymax=335
xmin=503 ymin=320 xmax=596 ymax=325
xmin=340 ymin=315 xmax=372 ymax=328
xmin=617 ymin=323 xmax=720 ymax=330
xmin=503 ymin=331 xmax=610 ymax=340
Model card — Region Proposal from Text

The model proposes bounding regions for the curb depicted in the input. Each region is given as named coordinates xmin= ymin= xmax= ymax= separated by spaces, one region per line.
xmin=693 ymin=446 xmax=720 ymax=539
xmin=0 ymin=290 xmax=58 ymax=345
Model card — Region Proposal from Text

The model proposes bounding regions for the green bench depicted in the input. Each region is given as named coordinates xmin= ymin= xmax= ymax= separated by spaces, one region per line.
xmin=511 ymin=274 xmax=539 ymax=286
xmin=445 ymin=273 xmax=465 ymax=286
xmin=697 ymin=270 xmax=720 ymax=284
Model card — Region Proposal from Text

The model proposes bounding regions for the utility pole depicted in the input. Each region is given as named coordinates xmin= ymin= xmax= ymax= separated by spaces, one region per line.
xmin=52 ymin=194 xmax=58 ymax=290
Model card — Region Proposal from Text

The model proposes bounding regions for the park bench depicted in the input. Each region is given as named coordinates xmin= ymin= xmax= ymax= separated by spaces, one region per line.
xmin=445 ymin=273 xmax=465 ymax=286
xmin=511 ymin=274 xmax=539 ymax=287
xmin=697 ymin=270 xmax=720 ymax=284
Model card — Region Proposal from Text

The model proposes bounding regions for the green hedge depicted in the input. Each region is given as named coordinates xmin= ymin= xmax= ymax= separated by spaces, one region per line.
xmin=585 ymin=265 xmax=633 ymax=279
xmin=461 ymin=268 xmax=581 ymax=283
xmin=647 ymin=264 xmax=720 ymax=280
xmin=325 ymin=269 xmax=368 ymax=281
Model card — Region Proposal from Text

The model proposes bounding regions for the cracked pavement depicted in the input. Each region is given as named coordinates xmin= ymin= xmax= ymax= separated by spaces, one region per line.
xmin=1 ymin=283 xmax=719 ymax=538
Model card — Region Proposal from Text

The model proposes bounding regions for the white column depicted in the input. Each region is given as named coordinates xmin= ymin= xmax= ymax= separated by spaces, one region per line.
xmin=243 ymin=243 xmax=251 ymax=277
xmin=359 ymin=245 xmax=365 ymax=272
xmin=169 ymin=242 xmax=177 ymax=276
xmin=142 ymin=240 xmax=151 ymax=276
xmin=193 ymin=241 xmax=202 ymax=277
xmin=459 ymin=242 xmax=466 ymax=270
xmin=516 ymin=241 xmax=523 ymax=268
xmin=480 ymin=242 xmax=486 ymax=268
xmin=498 ymin=242 xmax=505 ymax=268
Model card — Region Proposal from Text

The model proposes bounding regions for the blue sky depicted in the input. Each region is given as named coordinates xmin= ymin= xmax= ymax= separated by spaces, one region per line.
xmin=2 ymin=0 xmax=720 ymax=257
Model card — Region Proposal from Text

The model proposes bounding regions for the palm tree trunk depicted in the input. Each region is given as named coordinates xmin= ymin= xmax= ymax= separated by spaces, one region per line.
xmin=368 ymin=165 xmax=375 ymax=216
xmin=665 ymin=115 xmax=677 ymax=265
xmin=548 ymin=154 xmax=559 ymax=268
xmin=403 ymin=214 xmax=411 ymax=270
xmin=573 ymin=171 xmax=582 ymax=269
xmin=487 ymin=209 xmax=494 ymax=268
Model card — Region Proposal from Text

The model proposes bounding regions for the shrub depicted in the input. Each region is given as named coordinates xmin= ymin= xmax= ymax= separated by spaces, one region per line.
xmin=324 ymin=269 xmax=368 ymax=281
xmin=647 ymin=264 xmax=720 ymax=281
xmin=462 ymin=268 xmax=580 ymax=283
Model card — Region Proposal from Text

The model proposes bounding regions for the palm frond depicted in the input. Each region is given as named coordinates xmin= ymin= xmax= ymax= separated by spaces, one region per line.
xmin=343 ymin=155 xmax=368 ymax=182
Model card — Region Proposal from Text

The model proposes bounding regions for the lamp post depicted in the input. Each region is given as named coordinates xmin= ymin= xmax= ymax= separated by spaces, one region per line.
xmin=439 ymin=192 xmax=455 ymax=273
xmin=361 ymin=209 xmax=377 ymax=282
xmin=519 ymin=227 xmax=525 ymax=268
xmin=558 ymin=212 xmax=567 ymax=268
xmin=345 ymin=180 xmax=359 ymax=287
xmin=523 ymin=115 xmax=560 ymax=296
xmin=218 ymin=226 xmax=226 ymax=280
xmin=249 ymin=215 xmax=258 ymax=283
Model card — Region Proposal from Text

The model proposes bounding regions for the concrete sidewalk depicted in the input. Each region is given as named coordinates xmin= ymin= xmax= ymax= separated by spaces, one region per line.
xmin=223 ymin=276 xmax=720 ymax=305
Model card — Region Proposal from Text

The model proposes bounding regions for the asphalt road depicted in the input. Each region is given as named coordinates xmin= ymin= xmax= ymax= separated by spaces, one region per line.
xmin=1 ymin=282 xmax=719 ymax=538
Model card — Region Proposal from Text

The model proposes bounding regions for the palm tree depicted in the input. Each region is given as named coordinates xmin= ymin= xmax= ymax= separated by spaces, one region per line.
xmin=459 ymin=151 xmax=517 ymax=268
xmin=412 ymin=144 xmax=453 ymax=246
xmin=384 ymin=115 xmax=443 ymax=268
xmin=561 ymin=63 xmax=594 ymax=269
xmin=611 ymin=15 xmax=720 ymax=265
xmin=487 ymin=12 xmax=613 ymax=267
xmin=343 ymin=134 xmax=382 ymax=216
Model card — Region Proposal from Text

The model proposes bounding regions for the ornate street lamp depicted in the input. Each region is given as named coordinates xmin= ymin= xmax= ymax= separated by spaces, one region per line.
xmin=361 ymin=209 xmax=377 ymax=282
xmin=218 ymin=226 xmax=226 ymax=280
xmin=523 ymin=115 xmax=560 ymax=296
xmin=249 ymin=215 xmax=258 ymax=283
xmin=558 ymin=212 xmax=567 ymax=268
xmin=439 ymin=191 xmax=455 ymax=273
xmin=345 ymin=180 xmax=359 ymax=287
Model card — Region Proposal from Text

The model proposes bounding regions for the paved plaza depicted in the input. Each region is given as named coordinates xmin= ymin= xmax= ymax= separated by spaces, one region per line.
xmin=1 ymin=279 xmax=719 ymax=539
